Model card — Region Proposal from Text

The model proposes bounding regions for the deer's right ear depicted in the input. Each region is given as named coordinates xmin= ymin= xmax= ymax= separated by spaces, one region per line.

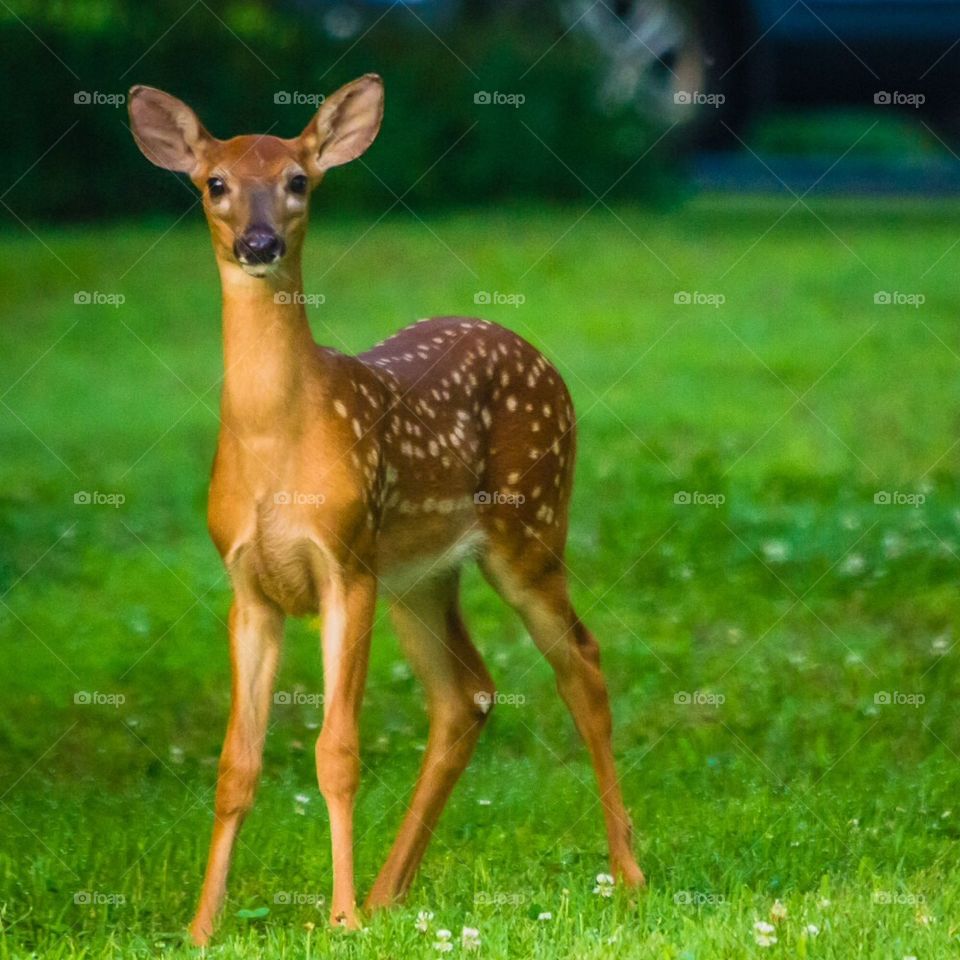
xmin=128 ymin=86 xmax=214 ymax=176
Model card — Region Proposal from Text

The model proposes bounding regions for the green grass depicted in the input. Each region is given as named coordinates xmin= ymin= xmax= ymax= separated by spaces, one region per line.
xmin=3 ymin=197 xmax=960 ymax=958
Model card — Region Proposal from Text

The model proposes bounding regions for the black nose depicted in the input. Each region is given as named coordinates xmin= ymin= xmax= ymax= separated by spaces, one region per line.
xmin=234 ymin=227 xmax=285 ymax=264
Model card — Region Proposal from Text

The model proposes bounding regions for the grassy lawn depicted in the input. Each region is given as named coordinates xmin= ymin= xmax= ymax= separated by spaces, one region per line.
xmin=3 ymin=197 xmax=960 ymax=958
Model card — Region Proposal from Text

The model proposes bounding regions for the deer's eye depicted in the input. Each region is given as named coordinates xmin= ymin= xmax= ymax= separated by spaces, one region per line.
xmin=289 ymin=174 xmax=309 ymax=195
xmin=207 ymin=177 xmax=227 ymax=198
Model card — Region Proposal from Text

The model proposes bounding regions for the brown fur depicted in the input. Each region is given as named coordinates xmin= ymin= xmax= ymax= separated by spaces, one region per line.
xmin=127 ymin=74 xmax=643 ymax=947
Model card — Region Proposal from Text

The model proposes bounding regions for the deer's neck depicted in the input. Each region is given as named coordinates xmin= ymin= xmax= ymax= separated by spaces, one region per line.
xmin=218 ymin=260 xmax=316 ymax=436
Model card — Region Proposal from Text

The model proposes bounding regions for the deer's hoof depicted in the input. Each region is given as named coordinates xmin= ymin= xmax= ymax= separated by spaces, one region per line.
xmin=618 ymin=860 xmax=646 ymax=889
xmin=188 ymin=916 xmax=214 ymax=947
xmin=330 ymin=908 xmax=362 ymax=931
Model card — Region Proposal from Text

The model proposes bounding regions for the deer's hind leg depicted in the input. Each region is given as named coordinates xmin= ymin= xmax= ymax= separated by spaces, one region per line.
xmin=366 ymin=570 xmax=495 ymax=910
xmin=480 ymin=543 xmax=644 ymax=888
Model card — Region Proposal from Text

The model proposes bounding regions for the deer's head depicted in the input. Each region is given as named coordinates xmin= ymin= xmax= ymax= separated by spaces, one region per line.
xmin=128 ymin=75 xmax=384 ymax=277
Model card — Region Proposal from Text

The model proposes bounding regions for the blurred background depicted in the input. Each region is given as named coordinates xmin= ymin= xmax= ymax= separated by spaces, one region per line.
xmin=6 ymin=0 xmax=960 ymax=222
xmin=5 ymin=3 xmax=960 ymax=957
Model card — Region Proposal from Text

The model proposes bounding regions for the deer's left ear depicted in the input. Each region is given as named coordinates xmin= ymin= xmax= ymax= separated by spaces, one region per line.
xmin=300 ymin=74 xmax=384 ymax=176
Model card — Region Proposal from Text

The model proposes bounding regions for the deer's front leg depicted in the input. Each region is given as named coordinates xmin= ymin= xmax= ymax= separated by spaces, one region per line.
xmin=189 ymin=594 xmax=284 ymax=946
xmin=316 ymin=569 xmax=375 ymax=928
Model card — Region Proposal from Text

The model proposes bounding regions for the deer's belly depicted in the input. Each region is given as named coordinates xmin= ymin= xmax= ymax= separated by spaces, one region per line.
xmin=231 ymin=500 xmax=484 ymax=613
xmin=377 ymin=513 xmax=485 ymax=593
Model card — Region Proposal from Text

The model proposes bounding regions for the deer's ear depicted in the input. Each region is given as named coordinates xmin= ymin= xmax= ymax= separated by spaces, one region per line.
xmin=128 ymin=86 xmax=214 ymax=176
xmin=299 ymin=74 xmax=384 ymax=176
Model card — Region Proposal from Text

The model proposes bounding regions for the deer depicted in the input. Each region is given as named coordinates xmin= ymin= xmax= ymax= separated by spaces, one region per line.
xmin=127 ymin=73 xmax=644 ymax=946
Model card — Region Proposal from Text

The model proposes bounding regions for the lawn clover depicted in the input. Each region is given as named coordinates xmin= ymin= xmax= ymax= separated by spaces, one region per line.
xmin=753 ymin=920 xmax=778 ymax=947
xmin=434 ymin=929 xmax=453 ymax=953
xmin=805 ymin=924 xmax=820 ymax=937
xmin=462 ymin=926 xmax=481 ymax=951
xmin=416 ymin=910 xmax=434 ymax=933
xmin=294 ymin=792 xmax=310 ymax=815
xmin=537 ymin=911 xmax=553 ymax=921
xmin=770 ymin=899 xmax=788 ymax=922
xmin=761 ymin=539 xmax=790 ymax=563
xmin=593 ymin=873 xmax=615 ymax=897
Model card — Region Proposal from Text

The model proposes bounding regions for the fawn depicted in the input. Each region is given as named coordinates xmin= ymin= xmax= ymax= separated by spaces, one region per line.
xmin=128 ymin=74 xmax=644 ymax=945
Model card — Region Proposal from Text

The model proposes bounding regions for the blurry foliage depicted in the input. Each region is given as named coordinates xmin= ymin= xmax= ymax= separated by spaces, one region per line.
xmin=751 ymin=109 xmax=947 ymax=160
xmin=0 ymin=0 xmax=678 ymax=222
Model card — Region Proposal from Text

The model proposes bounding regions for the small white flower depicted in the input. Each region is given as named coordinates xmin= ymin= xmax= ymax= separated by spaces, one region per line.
xmin=754 ymin=920 xmax=778 ymax=947
xmin=537 ymin=911 xmax=552 ymax=921
xmin=817 ymin=897 xmax=832 ymax=908
xmin=461 ymin=926 xmax=481 ymax=951
xmin=841 ymin=552 xmax=866 ymax=576
xmin=434 ymin=929 xmax=453 ymax=953
xmin=761 ymin=539 xmax=790 ymax=563
xmin=805 ymin=924 xmax=820 ymax=937
xmin=770 ymin=899 xmax=788 ymax=922
xmin=416 ymin=910 xmax=434 ymax=933
xmin=294 ymin=793 xmax=311 ymax=805
xmin=477 ymin=798 xmax=492 ymax=806
xmin=593 ymin=873 xmax=615 ymax=897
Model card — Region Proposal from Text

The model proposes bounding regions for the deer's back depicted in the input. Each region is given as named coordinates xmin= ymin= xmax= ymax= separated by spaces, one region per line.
xmin=358 ymin=317 xmax=577 ymax=586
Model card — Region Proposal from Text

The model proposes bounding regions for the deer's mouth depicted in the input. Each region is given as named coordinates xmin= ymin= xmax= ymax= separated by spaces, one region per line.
xmin=238 ymin=262 xmax=281 ymax=278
